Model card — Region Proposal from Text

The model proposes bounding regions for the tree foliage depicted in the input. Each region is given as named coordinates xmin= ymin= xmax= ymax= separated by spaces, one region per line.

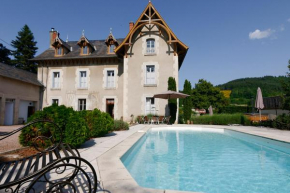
xmin=192 ymin=79 xmax=228 ymax=111
xmin=168 ymin=77 xmax=177 ymax=123
xmin=218 ymin=76 xmax=287 ymax=105
xmin=11 ymin=24 xmax=38 ymax=73
xmin=183 ymin=79 xmax=192 ymax=121
xmin=282 ymin=62 xmax=290 ymax=110
xmin=0 ymin=43 xmax=11 ymax=65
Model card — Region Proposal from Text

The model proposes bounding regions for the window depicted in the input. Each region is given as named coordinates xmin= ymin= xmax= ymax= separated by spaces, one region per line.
xmin=57 ymin=47 xmax=62 ymax=55
xmin=52 ymin=99 xmax=59 ymax=105
xmin=145 ymin=97 xmax=155 ymax=114
xmin=83 ymin=46 xmax=88 ymax=55
xmin=79 ymin=71 xmax=87 ymax=88
xmin=106 ymin=70 xmax=115 ymax=88
xmin=146 ymin=65 xmax=155 ymax=84
xmin=109 ymin=45 xmax=115 ymax=53
xmin=52 ymin=72 xmax=60 ymax=88
xmin=146 ymin=39 xmax=155 ymax=54
xmin=78 ymin=99 xmax=86 ymax=111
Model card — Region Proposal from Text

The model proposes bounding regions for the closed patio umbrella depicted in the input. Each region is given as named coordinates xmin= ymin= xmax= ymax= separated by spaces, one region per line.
xmin=255 ymin=87 xmax=264 ymax=122
xmin=208 ymin=105 xmax=213 ymax=116
xmin=153 ymin=90 xmax=190 ymax=124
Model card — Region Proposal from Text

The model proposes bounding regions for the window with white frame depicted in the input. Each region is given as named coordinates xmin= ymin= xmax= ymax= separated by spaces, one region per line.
xmin=79 ymin=71 xmax=87 ymax=88
xmin=52 ymin=99 xmax=59 ymax=105
xmin=146 ymin=65 xmax=155 ymax=84
xmin=78 ymin=99 xmax=86 ymax=111
xmin=145 ymin=97 xmax=155 ymax=114
xmin=106 ymin=70 xmax=115 ymax=88
xmin=146 ymin=39 xmax=155 ymax=54
xmin=52 ymin=72 xmax=60 ymax=88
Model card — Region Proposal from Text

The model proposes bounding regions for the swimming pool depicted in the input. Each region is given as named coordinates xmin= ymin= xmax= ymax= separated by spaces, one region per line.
xmin=121 ymin=127 xmax=290 ymax=193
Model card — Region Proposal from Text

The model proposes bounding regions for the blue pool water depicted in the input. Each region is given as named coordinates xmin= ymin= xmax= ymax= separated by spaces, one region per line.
xmin=121 ymin=128 xmax=290 ymax=193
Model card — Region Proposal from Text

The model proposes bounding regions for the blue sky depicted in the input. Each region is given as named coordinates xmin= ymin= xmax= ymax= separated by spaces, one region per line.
xmin=1 ymin=0 xmax=290 ymax=89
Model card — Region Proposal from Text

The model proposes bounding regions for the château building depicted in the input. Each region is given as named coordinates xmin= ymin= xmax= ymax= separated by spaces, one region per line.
xmin=32 ymin=2 xmax=188 ymax=121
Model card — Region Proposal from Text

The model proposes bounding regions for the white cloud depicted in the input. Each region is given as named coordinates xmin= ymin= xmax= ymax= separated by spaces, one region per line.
xmin=287 ymin=18 xmax=290 ymax=22
xmin=249 ymin=29 xmax=275 ymax=40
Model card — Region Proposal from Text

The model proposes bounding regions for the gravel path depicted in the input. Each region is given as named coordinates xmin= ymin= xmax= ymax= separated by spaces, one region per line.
xmin=0 ymin=125 xmax=23 ymax=153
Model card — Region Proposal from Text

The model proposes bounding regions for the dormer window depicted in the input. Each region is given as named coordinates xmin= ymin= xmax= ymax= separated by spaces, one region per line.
xmin=105 ymin=30 xmax=119 ymax=54
xmin=146 ymin=39 xmax=155 ymax=54
xmin=57 ymin=47 xmax=62 ymax=55
xmin=52 ymin=33 xmax=70 ymax=57
xmin=77 ymin=34 xmax=94 ymax=56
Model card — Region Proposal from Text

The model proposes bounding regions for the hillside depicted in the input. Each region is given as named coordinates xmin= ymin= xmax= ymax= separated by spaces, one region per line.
xmin=217 ymin=76 xmax=287 ymax=104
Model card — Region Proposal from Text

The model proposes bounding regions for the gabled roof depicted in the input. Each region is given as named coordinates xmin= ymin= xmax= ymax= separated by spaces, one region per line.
xmin=115 ymin=2 xmax=188 ymax=66
xmin=0 ymin=62 xmax=43 ymax=86
xmin=52 ymin=35 xmax=70 ymax=50
xmin=31 ymin=39 xmax=124 ymax=61
xmin=77 ymin=35 xmax=95 ymax=50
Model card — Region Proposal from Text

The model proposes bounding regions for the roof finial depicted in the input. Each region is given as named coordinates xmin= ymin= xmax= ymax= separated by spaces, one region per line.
xmin=66 ymin=35 xmax=69 ymax=42
xmin=82 ymin=30 xmax=85 ymax=37
xmin=110 ymin=27 xmax=112 ymax=34
xmin=149 ymin=0 xmax=151 ymax=2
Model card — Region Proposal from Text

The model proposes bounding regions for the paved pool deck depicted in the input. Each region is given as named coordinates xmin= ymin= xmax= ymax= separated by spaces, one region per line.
xmin=78 ymin=124 xmax=290 ymax=193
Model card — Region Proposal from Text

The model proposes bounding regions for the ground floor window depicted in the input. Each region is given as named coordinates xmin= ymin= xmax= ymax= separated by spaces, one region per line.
xmin=145 ymin=97 xmax=155 ymax=114
xmin=52 ymin=99 xmax=59 ymax=105
xmin=106 ymin=99 xmax=114 ymax=118
xmin=78 ymin=99 xmax=86 ymax=111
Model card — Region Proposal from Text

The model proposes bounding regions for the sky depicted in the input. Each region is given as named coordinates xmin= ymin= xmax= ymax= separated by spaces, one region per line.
xmin=0 ymin=0 xmax=290 ymax=89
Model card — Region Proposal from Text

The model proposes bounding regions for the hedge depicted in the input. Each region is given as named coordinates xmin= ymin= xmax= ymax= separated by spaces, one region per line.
xmin=191 ymin=114 xmax=251 ymax=125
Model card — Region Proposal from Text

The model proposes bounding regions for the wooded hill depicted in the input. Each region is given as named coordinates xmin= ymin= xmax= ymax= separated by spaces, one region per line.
xmin=217 ymin=76 xmax=287 ymax=105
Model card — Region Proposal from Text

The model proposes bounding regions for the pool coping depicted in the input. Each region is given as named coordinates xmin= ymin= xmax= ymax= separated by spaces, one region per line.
xmin=97 ymin=124 xmax=290 ymax=193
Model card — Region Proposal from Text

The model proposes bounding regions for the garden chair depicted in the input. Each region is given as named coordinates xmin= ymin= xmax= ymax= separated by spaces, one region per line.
xmin=158 ymin=116 xmax=164 ymax=124
xmin=151 ymin=116 xmax=159 ymax=124
xmin=144 ymin=116 xmax=150 ymax=124
xmin=137 ymin=116 xmax=144 ymax=124
xmin=164 ymin=116 xmax=171 ymax=124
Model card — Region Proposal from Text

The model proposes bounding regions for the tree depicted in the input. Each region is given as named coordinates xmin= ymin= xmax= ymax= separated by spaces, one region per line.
xmin=168 ymin=77 xmax=177 ymax=123
xmin=282 ymin=62 xmax=290 ymax=110
xmin=192 ymin=79 xmax=228 ymax=112
xmin=11 ymin=24 xmax=38 ymax=73
xmin=183 ymin=79 xmax=192 ymax=122
xmin=0 ymin=43 xmax=11 ymax=65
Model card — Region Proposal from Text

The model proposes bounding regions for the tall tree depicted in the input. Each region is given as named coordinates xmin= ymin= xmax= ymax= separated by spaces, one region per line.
xmin=0 ymin=43 xmax=11 ymax=65
xmin=192 ymin=79 xmax=228 ymax=112
xmin=168 ymin=77 xmax=177 ymax=123
xmin=183 ymin=79 xmax=192 ymax=122
xmin=282 ymin=62 xmax=290 ymax=110
xmin=11 ymin=24 xmax=38 ymax=73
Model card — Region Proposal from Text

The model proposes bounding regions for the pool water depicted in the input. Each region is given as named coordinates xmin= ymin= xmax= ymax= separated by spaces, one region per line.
xmin=121 ymin=128 xmax=290 ymax=193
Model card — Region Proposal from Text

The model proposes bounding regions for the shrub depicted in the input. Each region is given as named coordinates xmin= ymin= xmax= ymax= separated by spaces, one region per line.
xmin=19 ymin=105 xmax=114 ymax=148
xmin=191 ymin=114 xmax=251 ymax=125
xmin=64 ymin=112 xmax=90 ymax=147
xmin=112 ymin=120 xmax=129 ymax=131
xmin=85 ymin=109 xmax=114 ymax=137
xmin=272 ymin=114 xmax=290 ymax=130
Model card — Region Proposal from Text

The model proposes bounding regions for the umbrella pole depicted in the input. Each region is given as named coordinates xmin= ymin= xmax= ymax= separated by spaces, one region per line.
xmin=168 ymin=95 xmax=172 ymax=125
xmin=259 ymin=109 xmax=261 ymax=122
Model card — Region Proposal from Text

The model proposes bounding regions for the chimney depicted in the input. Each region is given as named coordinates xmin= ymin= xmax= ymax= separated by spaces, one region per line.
xmin=49 ymin=28 xmax=58 ymax=48
xmin=129 ymin=22 xmax=134 ymax=31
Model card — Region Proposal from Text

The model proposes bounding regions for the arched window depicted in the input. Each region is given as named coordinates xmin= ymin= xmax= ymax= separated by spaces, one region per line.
xmin=146 ymin=39 xmax=155 ymax=54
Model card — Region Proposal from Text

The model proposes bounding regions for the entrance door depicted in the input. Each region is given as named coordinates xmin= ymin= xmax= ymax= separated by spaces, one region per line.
xmin=106 ymin=99 xmax=114 ymax=119
xmin=28 ymin=106 xmax=35 ymax=120
xmin=4 ymin=100 xmax=14 ymax=125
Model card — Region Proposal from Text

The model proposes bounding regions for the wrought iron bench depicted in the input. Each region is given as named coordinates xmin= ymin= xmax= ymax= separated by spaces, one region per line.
xmin=0 ymin=120 xmax=98 ymax=193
